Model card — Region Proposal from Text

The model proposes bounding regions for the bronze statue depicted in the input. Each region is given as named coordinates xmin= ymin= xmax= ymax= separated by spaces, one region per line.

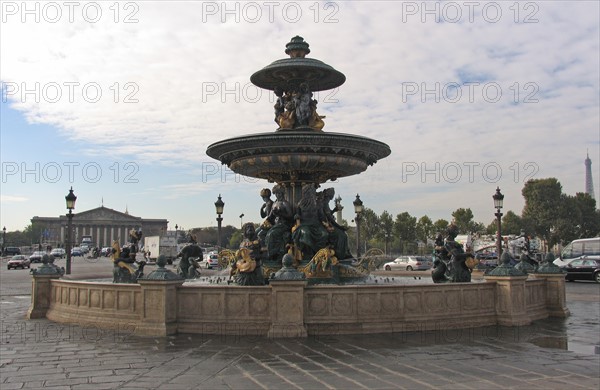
xmin=433 ymin=225 xmax=473 ymax=283
xmin=176 ymin=244 xmax=202 ymax=279
xmin=256 ymin=188 xmax=273 ymax=246
xmin=321 ymin=188 xmax=352 ymax=259
xmin=232 ymin=223 xmax=265 ymax=285
xmin=292 ymin=184 xmax=328 ymax=261
xmin=264 ymin=184 xmax=293 ymax=261
xmin=112 ymin=240 xmax=146 ymax=283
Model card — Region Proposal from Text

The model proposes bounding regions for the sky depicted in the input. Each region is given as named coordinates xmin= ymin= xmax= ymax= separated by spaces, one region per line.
xmin=1 ymin=1 xmax=599 ymax=233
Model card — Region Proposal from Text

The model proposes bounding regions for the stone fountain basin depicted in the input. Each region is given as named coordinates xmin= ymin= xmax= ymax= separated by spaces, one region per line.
xmin=33 ymin=272 xmax=568 ymax=338
xmin=206 ymin=131 xmax=391 ymax=183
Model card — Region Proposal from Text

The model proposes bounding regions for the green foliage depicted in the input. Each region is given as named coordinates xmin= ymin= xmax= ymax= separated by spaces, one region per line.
xmin=393 ymin=212 xmax=417 ymax=254
xmin=359 ymin=208 xmax=380 ymax=249
xmin=522 ymin=178 xmax=563 ymax=244
xmin=451 ymin=208 xmax=484 ymax=234
xmin=415 ymin=215 xmax=433 ymax=242
xmin=433 ymin=219 xmax=449 ymax=236
xmin=572 ymin=193 xmax=600 ymax=238
xmin=378 ymin=211 xmax=394 ymax=239
xmin=228 ymin=230 xmax=243 ymax=249
xmin=502 ymin=210 xmax=523 ymax=235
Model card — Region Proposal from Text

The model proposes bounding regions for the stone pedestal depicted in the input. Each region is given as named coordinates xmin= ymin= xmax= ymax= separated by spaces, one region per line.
xmin=484 ymin=275 xmax=530 ymax=326
xmin=136 ymin=279 xmax=184 ymax=336
xmin=531 ymin=273 xmax=570 ymax=318
xmin=267 ymin=280 xmax=307 ymax=338
xmin=27 ymin=274 xmax=61 ymax=319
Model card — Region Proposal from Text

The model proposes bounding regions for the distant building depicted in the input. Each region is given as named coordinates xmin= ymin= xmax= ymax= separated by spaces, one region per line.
xmin=585 ymin=152 xmax=595 ymax=199
xmin=31 ymin=206 xmax=168 ymax=248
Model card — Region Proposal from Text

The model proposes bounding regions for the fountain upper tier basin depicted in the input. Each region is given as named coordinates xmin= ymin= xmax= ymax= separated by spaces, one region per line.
xmin=250 ymin=57 xmax=346 ymax=91
xmin=206 ymin=130 xmax=391 ymax=183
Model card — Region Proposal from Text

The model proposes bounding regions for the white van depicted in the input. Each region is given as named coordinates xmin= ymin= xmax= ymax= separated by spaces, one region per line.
xmin=554 ymin=237 xmax=600 ymax=266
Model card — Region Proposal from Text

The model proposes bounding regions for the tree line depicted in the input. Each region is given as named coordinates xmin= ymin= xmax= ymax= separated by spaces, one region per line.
xmin=5 ymin=178 xmax=598 ymax=254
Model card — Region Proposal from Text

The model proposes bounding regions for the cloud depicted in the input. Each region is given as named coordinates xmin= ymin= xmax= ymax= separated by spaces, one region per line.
xmin=1 ymin=1 xmax=598 ymax=226
xmin=1 ymin=195 xmax=28 ymax=203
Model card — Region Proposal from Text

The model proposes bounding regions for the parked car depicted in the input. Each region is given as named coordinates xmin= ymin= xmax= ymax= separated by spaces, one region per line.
xmin=202 ymin=253 xmax=220 ymax=269
xmin=383 ymin=256 xmax=432 ymax=271
xmin=3 ymin=247 xmax=21 ymax=256
xmin=7 ymin=255 xmax=31 ymax=269
xmin=50 ymin=248 xmax=66 ymax=258
xmin=561 ymin=258 xmax=600 ymax=283
xmin=476 ymin=252 xmax=499 ymax=269
xmin=29 ymin=251 xmax=46 ymax=263
xmin=71 ymin=247 xmax=84 ymax=257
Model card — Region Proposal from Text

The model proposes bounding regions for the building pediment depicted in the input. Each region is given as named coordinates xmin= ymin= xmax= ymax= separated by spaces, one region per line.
xmin=72 ymin=207 xmax=142 ymax=223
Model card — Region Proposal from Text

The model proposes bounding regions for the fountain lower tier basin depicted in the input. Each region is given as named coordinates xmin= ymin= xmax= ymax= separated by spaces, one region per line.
xmin=30 ymin=273 xmax=570 ymax=338
xmin=206 ymin=131 xmax=391 ymax=183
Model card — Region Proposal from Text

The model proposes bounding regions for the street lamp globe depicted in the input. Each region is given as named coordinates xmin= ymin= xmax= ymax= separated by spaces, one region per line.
xmin=493 ymin=187 xmax=504 ymax=209
xmin=215 ymin=194 xmax=225 ymax=215
xmin=353 ymin=194 xmax=363 ymax=215
xmin=65 ymin=187 xmax=77 ymax=210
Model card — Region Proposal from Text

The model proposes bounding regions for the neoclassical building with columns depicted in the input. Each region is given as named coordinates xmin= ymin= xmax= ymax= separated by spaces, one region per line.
xmin=31 ymin=206 xmax=168 ymax=248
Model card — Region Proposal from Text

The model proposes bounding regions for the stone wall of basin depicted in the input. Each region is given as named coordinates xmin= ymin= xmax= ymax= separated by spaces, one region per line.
xmin=34 ymin=274 xmax=569 ymax=337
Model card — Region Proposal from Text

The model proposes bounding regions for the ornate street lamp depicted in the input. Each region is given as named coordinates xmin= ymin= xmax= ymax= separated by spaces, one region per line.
xmin=353 ymin=194 xmax=363 ymax=259
xmin=215 ymin=194 xmax=224 ymax=249
xmin=493 ymin=187 xmax=504 ymax=264
xmin=65 ymin=187 xmax=77 ymax=274
xmin=2 ymin=226 xmax=6 ymax=256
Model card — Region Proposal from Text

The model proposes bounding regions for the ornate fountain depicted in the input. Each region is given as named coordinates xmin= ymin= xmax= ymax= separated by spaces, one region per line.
xmin=29 ymin=36 xmax=570 ymax=338
xmin=207 ymin=36 xmax=391 ymax=284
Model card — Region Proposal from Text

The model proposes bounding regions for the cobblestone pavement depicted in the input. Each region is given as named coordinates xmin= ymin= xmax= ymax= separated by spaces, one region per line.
xmin=1 ymin=263 xmax=599 ymax=389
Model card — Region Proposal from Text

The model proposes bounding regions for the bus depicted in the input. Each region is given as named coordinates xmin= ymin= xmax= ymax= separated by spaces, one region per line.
xmin=555 ymin=237 xmax=600 ymax=266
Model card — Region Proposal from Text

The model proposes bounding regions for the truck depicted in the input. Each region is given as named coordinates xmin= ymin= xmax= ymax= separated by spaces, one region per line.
xmin=144 ymin=235 xmax=178 ymax=264
xmin=80 ymin=235 xmax=95 ymax=254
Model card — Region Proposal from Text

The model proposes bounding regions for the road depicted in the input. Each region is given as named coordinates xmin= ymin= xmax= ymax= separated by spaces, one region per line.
xmin=1 ymin=255 xmax=599 ymax=389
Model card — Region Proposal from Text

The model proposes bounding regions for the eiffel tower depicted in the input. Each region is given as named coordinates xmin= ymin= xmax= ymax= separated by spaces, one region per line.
xmin=585 ymin=152 xmax=595 ymax=198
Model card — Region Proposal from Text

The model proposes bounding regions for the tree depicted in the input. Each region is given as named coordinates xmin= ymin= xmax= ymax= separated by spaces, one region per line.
xmin=433 ymin=219 xmax=449 ymax=236
xmin=379 ymin=211 xmax=394 ymax=254
xmin=522 ymin=178 xmax=563 ymax=246
xmin=415 ymin=215 xmax=433 ymax=242
xmin=552 ymin=194 xmax=580 ymax=245
xmin=394 ymin=212 xmax=417 ymax=254
xmin=228 ymin=230 xmax=243 ymax=249
xmin=451 ymin=208 xmax=478 ymax=233
xmin=502 ymin=210 xmax=523 ymax=235
xmin=572 ymin=193 xmax=600 ymax=238
xmin=359 ymin=208 xmax=380 ymax=252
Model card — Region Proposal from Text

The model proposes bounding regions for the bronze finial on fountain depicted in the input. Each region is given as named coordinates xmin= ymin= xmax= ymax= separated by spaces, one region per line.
xmin=285 ymin=36 xmax=310 ymax=58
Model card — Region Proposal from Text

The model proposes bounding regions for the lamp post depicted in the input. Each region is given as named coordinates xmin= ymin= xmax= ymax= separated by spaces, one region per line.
xmin=239 ymin=214 xmax=244 ymax=229
xmin=384 ymin=232 xmax=389 ymax=256
xmin=215 ymin=194 xmax=224 ymax=249
xmin=65 ymin=187 xmax=77 ymax=275
xmin=493 ymin=187 xmax=504 ymax=265
xmin=353 ymin=194 xmax=363 ymax=259
xmin=2 ymin=226 xmax=6 ymax=256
